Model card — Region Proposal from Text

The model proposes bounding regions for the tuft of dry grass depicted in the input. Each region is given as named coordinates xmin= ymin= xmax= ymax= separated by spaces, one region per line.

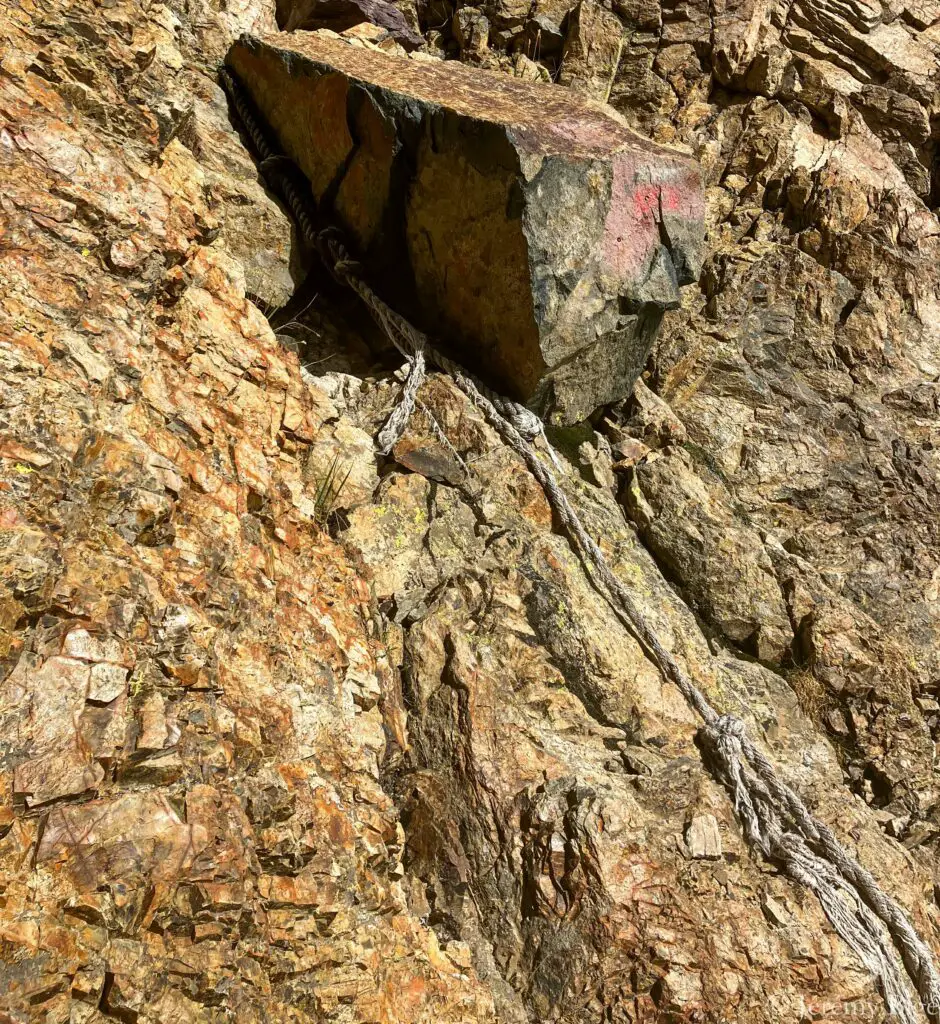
xmin=312 ymin=455 xmax=351 ymax=527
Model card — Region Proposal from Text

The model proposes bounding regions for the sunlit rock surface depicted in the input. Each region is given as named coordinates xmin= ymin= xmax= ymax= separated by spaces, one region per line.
xmin=1 ymin=0 xmax=940 ymax=1021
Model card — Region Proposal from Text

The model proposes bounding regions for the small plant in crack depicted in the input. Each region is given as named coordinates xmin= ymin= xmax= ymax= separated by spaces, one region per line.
xmin=274 ymin=296 xmax=323 ymax=357
xmin=312 ymin=454 xmax=352 ymax=528
xmin=271 ymin=293 xmax=319 ymax=335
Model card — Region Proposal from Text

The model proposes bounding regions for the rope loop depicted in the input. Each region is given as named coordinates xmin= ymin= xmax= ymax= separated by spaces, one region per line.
xmin=714 ymin=713 xmax=746 ymax=740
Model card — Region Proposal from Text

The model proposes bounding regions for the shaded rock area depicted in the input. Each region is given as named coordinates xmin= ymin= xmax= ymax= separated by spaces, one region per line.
xmin=2 ymin=0 xmax=940 ymax=1023
xmin=226 ymin=31 xmax=705 ymax=423
xmin=275 ymin=0 xmax=425 ymax=49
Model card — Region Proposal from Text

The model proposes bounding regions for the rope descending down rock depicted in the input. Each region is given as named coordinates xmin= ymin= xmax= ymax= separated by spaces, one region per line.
xmin=219 ymin=65 xmax=940 ymax=1024
xmin=214 ymin=72 xmax=547 ymax=453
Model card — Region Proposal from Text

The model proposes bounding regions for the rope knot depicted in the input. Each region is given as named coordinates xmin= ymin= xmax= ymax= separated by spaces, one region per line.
xmin=714 ymin=714 xmax=746 ymax=739
xmin=506 ymin=406 xmax=542 ymax=441
xmin=332 ymin=257 xmax=362 ymax=278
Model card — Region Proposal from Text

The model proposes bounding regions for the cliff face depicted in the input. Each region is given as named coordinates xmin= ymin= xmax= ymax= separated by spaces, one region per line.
xmin=1 ymin=1 xmax=939 ymax=1024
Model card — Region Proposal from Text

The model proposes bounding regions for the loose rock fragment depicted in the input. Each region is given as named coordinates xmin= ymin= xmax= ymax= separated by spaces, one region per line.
xmin=685 ymin=812 xmax=722 ymax=859
xmin=226 ymin=31 xmax=704 ymax=422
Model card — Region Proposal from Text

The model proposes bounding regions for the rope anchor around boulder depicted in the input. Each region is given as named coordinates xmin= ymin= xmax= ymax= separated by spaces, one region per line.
xmin=219 ymin=64 xmax=940 ymax=1024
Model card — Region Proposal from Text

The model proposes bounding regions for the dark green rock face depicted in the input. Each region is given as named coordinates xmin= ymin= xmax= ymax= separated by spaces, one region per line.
xmin=227 ymin=32 xmax=704 ymax=422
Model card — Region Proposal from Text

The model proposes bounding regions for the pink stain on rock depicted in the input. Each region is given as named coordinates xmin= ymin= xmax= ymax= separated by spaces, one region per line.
xmin=602 ymin=152 xmax=703 ymax=283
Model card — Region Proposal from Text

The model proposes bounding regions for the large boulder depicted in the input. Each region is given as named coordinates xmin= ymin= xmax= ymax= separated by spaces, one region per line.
xmin=226 ymin=32 xmax=705 ymax=422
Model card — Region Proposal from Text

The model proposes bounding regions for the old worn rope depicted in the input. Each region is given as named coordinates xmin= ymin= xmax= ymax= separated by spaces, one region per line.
xmin=220 ymin=65 xmax=940 ymax=1024
xmin=376 ymin=348 xmax=426 ymax=453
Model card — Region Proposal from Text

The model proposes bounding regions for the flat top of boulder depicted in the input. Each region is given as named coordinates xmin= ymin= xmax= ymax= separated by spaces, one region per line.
xmin=235 ymin=31 xmax=689 ymax=162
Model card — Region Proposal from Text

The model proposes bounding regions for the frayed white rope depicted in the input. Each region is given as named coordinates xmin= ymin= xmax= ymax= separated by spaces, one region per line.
xmin=313 ymin=229 xmax=562 ymax=455
xmin=702 ymin=716 xmax=924 ymax=1024
xmin=227 ymin=107 xmax=940 ymax=1022
xmin=377 ymin=351 xmax=426 ymax=454
xmin=460 ymin=373 xmax=940 ymax=1024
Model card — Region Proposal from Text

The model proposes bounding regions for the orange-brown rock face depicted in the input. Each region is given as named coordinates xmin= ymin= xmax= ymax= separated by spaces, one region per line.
xmin=0 ymin=2 xmax=493 ymax=1021
xmin=3 ymin=0 xmax=940 ymax=1021
xmin=226 ymin=32 xmax=704 ymax=423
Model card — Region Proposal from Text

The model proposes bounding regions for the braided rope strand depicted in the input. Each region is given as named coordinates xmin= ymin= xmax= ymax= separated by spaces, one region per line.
xmin=219 ymin=64 xmax=940 ymax=1023
xmin=377 ymin=353 xmax=426 ymax=453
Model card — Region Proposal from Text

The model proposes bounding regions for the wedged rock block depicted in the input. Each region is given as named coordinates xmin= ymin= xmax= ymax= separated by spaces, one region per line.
xmin=226 ymin=32 xmax=705 ymax=422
